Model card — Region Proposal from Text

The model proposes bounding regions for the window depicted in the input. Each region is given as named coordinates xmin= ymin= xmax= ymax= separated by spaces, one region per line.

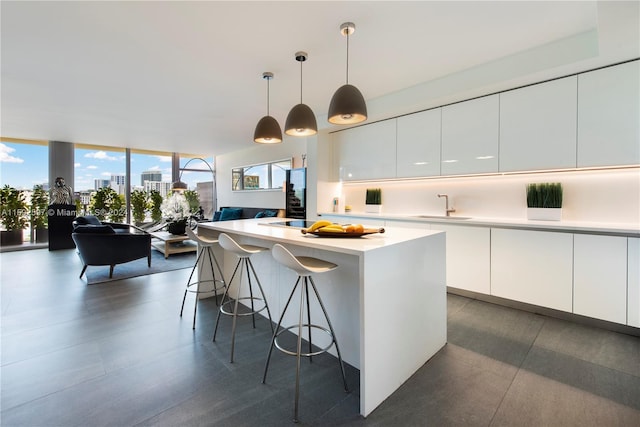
xmin=232 ymin=159 xmax=291 ymax=191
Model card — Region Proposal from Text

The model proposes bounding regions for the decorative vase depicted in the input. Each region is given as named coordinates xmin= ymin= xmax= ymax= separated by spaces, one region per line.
xmin=527 ymin=208 xmax=562 ymax=221
xmin=35 ymin=228 xmax=49 ymax=243
xmin=1 ymin=230 xmax=23 ymax=246
xmin=167 ymin=220 xmax=187 ymax=235
xmin=365 ymin=204 xmax=383 ymax=214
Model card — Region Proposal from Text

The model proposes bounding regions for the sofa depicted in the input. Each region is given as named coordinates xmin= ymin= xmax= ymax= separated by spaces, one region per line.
xmin=72 ymin=215 xmax=152 ymax=279
xmin=213 ymin=207 xmax=285 ymax=221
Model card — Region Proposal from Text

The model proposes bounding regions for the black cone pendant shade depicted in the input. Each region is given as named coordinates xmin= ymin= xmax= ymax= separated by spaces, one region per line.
xmin=285 ymin=52 xmax=317 ymax=136
xmin=254 ymin=72 xmax=282 ymax=144
xmin=328 ymin=22 xmax=367 ymax=125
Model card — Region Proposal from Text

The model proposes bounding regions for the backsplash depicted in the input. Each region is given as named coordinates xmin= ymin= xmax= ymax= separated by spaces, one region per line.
xmin=331 ymin=168 xmax=639 ymax=225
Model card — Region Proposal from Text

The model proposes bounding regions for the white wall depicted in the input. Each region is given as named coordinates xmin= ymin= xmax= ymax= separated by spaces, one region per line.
xmin=215 ymin=138 xmax=307 ymax=210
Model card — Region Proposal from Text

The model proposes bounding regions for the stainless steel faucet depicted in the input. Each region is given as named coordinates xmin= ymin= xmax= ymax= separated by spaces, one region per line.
xmin=437 ymin=194 xmax=456 ymax=216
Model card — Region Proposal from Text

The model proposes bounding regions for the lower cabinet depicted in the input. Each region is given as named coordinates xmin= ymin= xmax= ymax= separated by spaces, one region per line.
xmin=434 ymin=224 xmax=490 ymax=294
xmin=573 ymin=234 xmax=627 ymax=324
xmin=490 ymin=228 xmax=573 ymax=312
xmin=629 ymin=238 xmax=640 ymax=328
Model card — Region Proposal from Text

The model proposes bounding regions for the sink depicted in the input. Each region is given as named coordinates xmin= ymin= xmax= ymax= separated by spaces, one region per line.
xmin=414 ymin=215 xmax=472 ymax=220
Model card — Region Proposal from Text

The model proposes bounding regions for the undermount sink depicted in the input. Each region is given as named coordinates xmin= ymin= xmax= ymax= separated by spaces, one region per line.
xmin=414 ymin=215 xmax=472 ymax=220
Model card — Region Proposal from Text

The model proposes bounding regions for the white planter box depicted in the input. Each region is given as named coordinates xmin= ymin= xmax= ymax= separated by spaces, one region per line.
xmin=365 ymin=204 xmax=383 ymax=214
xmin=527 ymin=208 xmax=562 ymax=221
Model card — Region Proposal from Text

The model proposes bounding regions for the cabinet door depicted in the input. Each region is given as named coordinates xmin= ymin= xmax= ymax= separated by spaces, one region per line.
xmin=435 ymin=224 xmax=490 ymax=294
xmin=499 ymin=76 xmax=577 ymax=172
xmin=333 ymin=119 xmax=397 ymax=181
xmin=396 ymin=109 xmax=441 ymax=177
xmin=629 ymin=238 xmax=640 ymax=328
xmin=491 ymin=228 xmax=573 ymax=312
xmin=573 ymin=234 xmax=627 ymax=324
xmin=577 ymin=60 xmax=640 ymax=167
xmin=441 ymin=95 xmax=499 ymax=175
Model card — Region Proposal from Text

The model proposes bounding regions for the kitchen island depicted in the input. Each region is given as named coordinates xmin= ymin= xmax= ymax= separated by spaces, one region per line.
xmin=197 ymin=218 xmax=446 ymax=417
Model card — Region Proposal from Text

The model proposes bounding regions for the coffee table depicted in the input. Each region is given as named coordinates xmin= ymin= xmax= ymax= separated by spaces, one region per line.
xmin=150 ymin=231 xmax=197 ymax=259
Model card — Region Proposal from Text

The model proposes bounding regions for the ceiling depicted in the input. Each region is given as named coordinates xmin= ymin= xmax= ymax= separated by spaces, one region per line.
xmin=1 ymin=1 xmax=638 ymax=156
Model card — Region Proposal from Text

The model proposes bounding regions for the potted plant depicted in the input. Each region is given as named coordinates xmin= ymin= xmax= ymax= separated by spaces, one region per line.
xmin=130 ymin=189 xmax=148 ymax=225
xmin=0 ymin=185 xmax=28 ymax=246
xmin=150 ymin=190 xmax=163 ymax=223
xmin=365 ymin=188 xmax=383 ymax=213
xmin=31 ymin=185 xmax=49 ymax=243
xmin=161 ymin=192 xmax=190 ymax=235
xmin=526 ymin=182 xmax=563 ymax=221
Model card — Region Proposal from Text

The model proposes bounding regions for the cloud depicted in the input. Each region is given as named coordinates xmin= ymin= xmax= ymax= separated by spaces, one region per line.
xmin=74 ymin=162 xmax=81 ymax=167
xmin=148 ymin=165 xmax=161 ymax=171
xmin=156 ymin=156 xmax=172 ymax=162
xmin=87 ymin=165 xmax=98 ymax=169
xmin=0 ymin=143 xmax=24 ymax=163
xmin=84 ymin=151 xmax=118 ymax=161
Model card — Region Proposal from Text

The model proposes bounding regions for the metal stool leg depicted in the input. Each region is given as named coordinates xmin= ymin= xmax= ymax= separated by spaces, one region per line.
xmin=180 ymin=248 xmax=205 ymax=318
xmin=212 ymin=258 xmax=242 ymax=342
xmin=309 ymin=276 xmax=349 ymax=392
xmin=262 ymin=276 xmax=301 ymax=383
xmin=294 ymin=277 xmax=306 ymax=423
xmin=247 ymin=259 xmax=274 ymax=333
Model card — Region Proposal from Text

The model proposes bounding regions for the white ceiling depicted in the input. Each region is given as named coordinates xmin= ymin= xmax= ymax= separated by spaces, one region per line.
xmin=1 ymin=1 xmax=638 ymax=156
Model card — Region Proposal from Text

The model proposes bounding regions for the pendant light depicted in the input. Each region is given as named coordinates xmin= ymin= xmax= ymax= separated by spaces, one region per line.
xmin=254 ymin=72 xmax=282 ymax=144
xmin=328 ymin=22 xmax=367 ymax=125
xmin=285 ymin=51 xmax=317 ymax=136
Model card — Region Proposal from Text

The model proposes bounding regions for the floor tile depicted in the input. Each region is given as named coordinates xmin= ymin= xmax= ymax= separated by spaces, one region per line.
xmin=534 ymin=317 xmax=640 ymax=377
xmin=491 ymin=346 xmax=640 ymax=426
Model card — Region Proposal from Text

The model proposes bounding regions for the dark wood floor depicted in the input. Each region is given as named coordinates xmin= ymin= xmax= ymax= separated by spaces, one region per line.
xmin=1 ymin=248 xmax=639 ymax=426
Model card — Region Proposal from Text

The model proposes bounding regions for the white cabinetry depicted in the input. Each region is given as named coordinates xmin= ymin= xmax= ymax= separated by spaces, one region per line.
xmin=491 ymin=228 xmax=573 ymax=312
xmin=577 ymin=60 xmax=640 ymax=167
xmin=434 ymin=224 xmax=490 ymax=294
xmin=333 ymin=119 xmax=397 ymax=181
xmin=441 ymin=95 xmax=499 ymax=175
xmin=396 ymin=108 xmax=441 ymax=177
xmin=573 ymin=234 xmax=627 ymax=324
xmin=499 ymin=76 xmax=577 ymax=172
xmin=628 ymin=238 xmax=640 ymax=328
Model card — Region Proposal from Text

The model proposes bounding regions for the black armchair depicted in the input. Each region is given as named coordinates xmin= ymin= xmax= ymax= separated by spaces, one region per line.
xmin=72 ymin=216 xmax=152 ymax=279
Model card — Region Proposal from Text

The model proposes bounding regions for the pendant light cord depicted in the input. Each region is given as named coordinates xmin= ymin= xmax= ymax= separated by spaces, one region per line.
xmin=266 ymin=77 xmax=270 ymax=115
xmin=300 ymin=59 xmax=303 ymax=104
xmin=345 ymin=30 xmax=350 ymax=84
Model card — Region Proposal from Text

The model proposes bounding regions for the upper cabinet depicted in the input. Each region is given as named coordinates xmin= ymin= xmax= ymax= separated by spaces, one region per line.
xmin=396 ymin=108 xmax=441 ymax=178
xmin=499 ymin=76 xmax=577 ymax=172
xmin=441 ymin=95 xmax=499 ymax=175
xmin=333 ymin=119 xmax=397 ymax=181
xmin=577 ymin=60 xmax=640 ymax=167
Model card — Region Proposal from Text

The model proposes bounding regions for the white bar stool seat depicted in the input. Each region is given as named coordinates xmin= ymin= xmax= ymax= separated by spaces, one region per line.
xmin=180 ymin=226 xmax=226 ymax=329
xmin=262 ymin=243 xmax=348 ymax=423
xmin=212 ymin=233 xmax=274 ymax=362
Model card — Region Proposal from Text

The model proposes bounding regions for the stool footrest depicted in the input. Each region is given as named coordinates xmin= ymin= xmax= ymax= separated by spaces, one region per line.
xmin=186 ymin=279 xmax=226 ymax=294
xmin=274 ymin=324 xmax=335 ymax=357
xmin=220 ymin=297 xmax=268 ymax=317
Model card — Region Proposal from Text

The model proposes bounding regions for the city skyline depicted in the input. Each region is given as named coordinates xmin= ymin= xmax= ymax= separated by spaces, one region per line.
xmin=0 ymin=142 xmax=213 ymax=192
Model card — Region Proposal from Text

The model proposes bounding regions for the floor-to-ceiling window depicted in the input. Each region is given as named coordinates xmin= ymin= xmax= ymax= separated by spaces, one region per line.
xmin=130 ymin=149 xmax=173 ymax=222
xmin=0 ymin=138 xmax=49 ymax=244
xmin=74 ymin=144 xmax=126 ymax=218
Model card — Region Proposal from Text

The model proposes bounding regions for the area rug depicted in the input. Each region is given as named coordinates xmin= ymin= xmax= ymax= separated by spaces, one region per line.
xmin=84 ymin=249 xmax=195 ymax=284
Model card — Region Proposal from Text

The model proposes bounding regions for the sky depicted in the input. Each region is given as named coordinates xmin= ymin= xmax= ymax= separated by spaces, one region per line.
xmin=0 ymin=141 xmax=213 ymax=192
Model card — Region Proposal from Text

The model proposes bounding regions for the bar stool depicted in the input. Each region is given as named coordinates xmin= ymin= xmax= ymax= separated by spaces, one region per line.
xmin=212 ymin=233 xmax=274 ymax=362
xmin=180 ymin=226 xmax=226 ymax=329
xmin=262 ymin=243 xmax=348 ymax=423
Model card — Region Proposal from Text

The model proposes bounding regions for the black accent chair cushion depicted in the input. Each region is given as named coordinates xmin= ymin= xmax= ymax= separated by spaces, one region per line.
xmin=74 ymin=215 xmax=102 ymax=226
xmin=73 ymin=224 xmax=115 ymax=234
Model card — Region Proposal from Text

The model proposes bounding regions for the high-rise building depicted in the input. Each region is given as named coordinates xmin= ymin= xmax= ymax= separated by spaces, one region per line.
xmin=94 ymin=179 xmax=110 ymax=190
xmin=141 ymin=170 xmax=162 ymax=186
xmin=111 ymin=174 xmax=125 ymax=186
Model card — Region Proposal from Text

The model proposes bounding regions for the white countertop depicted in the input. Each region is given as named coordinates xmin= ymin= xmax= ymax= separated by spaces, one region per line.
xmin=198 ymin=218 xmax=442 ymax=256
xmin=319 ymin=211 xmax=640 ymax=237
